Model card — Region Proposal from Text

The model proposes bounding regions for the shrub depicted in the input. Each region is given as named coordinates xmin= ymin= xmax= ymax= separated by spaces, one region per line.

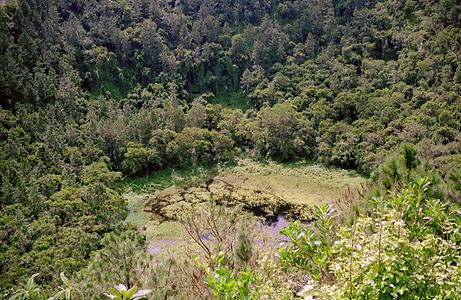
xmin=121 ymin=142 xmax=157 ymax=175
xmin=206 ymin=252 xmax=257 ymax=300
xmin=296 ymin=179 xmax=461 ymax=299
xmin=278 ymin=204 xmax=337 ymax=282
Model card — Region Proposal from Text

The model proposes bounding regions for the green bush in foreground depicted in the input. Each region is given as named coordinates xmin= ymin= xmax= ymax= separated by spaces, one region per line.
xmin=278 ymin=204 xmax=337 ymax=282
xmin=206 ymin=252 xmax=256 ymax=300
xmin=289 ymin=179 xmax=461 ymax=300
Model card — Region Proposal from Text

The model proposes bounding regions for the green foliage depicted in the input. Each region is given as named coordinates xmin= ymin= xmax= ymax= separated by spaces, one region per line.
xmin=247 ymin=102 xmax=315 ymax=161
xmin=77 ymin=230 xmax=151 ymax=298
xmin=375 ymin=145 xmax=445 ymax=200
xmin=206 ymin=252 xmax=257 ymax=300
xmin=121 ymin=142 xmax=157 ymax=176
xmin=167 ymin=127 xmax=235 ymax=166
xmin=278 ymin=204 xmax=337 ymax=281
xmin=48 ymin=273 xmax=83 ymax=300
xmin=208 ymin=91 xmax=251 ymax=111
xmin=9 ymin=272 xmax=83 ymax=300
xmin=448 ymin=169 xmax=461 ymax=202
xmin=1 ymin=0 xmax=461 ymax=296
xmin=81 ymin=158 xmax=122 ymax=185
xmin=8 ymin=274 xmax=150 ymax=300
xmin=294 ymin=180 xmax=461 ymax=299
xmin=8 ymin=274 xmax=45 ymax=300
xmin=0 ymin=156 xmax=127 ymax=291
xmin=402 ymin=144 xmax=418 ymax=180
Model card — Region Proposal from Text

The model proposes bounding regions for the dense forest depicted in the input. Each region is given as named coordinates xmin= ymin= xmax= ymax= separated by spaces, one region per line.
xmin=1 ymin=0 xmax=460 ymax=299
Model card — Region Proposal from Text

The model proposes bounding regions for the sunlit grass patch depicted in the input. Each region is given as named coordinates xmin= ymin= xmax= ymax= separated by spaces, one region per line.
xmin=221 ymin=159 xmax=367 ymax=205
xmin=144 ymin=220 xmax=188 ymax=241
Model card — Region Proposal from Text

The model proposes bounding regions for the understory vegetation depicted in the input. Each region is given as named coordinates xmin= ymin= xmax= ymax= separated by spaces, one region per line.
xmin=1 ymin=0 xmax=460 ymax=298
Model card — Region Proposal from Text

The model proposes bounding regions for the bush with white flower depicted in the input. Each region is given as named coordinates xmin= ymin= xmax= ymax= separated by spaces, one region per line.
xmin=285 ymin=178 xmax=461 ymax=299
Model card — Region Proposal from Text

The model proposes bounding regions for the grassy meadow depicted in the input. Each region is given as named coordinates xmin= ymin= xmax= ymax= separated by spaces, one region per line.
xmin=120 ymin=159 xmax=367 ymax=252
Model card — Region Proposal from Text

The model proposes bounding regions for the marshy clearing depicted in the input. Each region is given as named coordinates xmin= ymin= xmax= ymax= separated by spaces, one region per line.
xmin=121 ymin=159 xmax=366 ymax=254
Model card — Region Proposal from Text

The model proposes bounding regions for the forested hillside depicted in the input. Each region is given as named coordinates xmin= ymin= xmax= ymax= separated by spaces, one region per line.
xmin=1 ymin=0 xmax=460 ymax=299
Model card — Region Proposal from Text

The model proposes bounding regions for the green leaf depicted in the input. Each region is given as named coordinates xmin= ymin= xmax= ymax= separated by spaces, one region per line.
xmin=59 ymin=273 xmax=71 ymax=288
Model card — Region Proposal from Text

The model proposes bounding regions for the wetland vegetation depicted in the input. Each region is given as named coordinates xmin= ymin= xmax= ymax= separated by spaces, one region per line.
xmin=122 ymin=160 xmax=366 ymax=255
